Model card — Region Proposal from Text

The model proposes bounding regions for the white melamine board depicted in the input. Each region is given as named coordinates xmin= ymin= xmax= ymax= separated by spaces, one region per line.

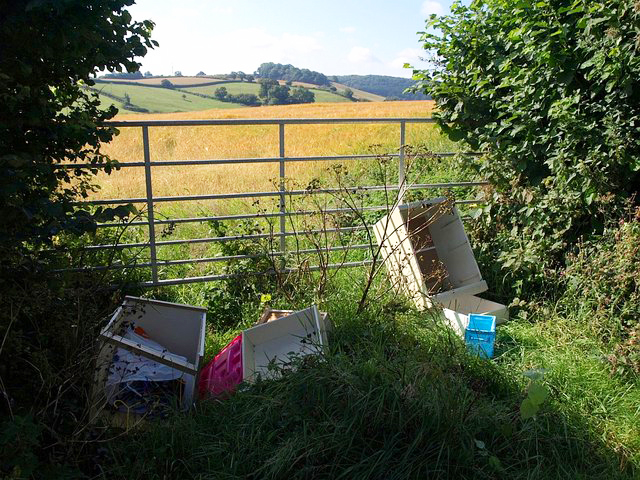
xmin=374 ymin=198 xmax=487 ymax=309
xmin=242 ymin=305 xmax=328 ymax=382
xmin=96 ymin=296 xmax=207 ymax=411
xmin=441 ymin=294 xmax=509 ymax=336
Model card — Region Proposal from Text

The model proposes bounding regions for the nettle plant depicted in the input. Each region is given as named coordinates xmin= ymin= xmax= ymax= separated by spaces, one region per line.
xmin=414 ymin=0 xmax=640 ymax=291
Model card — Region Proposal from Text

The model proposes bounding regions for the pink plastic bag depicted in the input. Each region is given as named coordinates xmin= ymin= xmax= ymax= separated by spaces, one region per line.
xmin=198 ymin=335 xmax=243 ymax=398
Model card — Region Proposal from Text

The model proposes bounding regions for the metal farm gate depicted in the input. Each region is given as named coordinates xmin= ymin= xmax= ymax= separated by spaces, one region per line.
xmin=58 ymin=118 xmax=485 ymax=287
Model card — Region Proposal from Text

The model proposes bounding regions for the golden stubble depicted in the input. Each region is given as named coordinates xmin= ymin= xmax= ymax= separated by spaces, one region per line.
xmin=96 ymin=101 xmax=438 ymax=201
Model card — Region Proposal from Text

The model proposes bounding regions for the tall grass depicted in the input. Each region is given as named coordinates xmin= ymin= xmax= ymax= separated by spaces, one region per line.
xmin=95 ymin=101 xmax=444 ymax=201
xmin=102 ymin=269 xmax=638 ymax=479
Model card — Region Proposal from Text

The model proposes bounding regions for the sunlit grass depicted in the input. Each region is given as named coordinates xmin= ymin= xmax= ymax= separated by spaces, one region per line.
xmin=96 ymin=101 xmax=449 ymax=202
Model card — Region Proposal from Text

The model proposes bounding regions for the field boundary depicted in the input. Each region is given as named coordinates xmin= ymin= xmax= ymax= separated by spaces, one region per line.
xmin=58 ymin=117 xmax=485 ymax=286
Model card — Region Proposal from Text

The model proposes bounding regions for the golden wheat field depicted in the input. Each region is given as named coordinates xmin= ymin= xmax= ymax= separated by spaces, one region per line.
xmin=95 ymin=101 xmax=449 ymax=205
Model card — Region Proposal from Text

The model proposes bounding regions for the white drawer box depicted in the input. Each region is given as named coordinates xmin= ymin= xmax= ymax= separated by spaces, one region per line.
xmin=242 ymin=305 xmax=330 ymax=382
xmin=95 ymin=296 xmax=206 ymax=418
xmin=441 ymin=294 xmax=508 ymax=337
xmin=374 ymin=197 xmax=487 ymax=310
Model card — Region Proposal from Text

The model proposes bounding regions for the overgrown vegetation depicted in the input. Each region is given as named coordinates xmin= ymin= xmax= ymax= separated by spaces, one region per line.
xmin=1 ymin=1 xmax=638 ymax=478
xmin=0 ymin=0 xmax=155 ymax=260
xmin=414 ymin=0 xmax=640 ymax=293
xmin=0 ymin=1 xmax=155 ymax=477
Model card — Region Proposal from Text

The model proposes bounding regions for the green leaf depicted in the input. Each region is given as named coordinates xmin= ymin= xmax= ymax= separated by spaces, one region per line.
xmin=520 ymin=397 xmax=538 ymax=420
xmin=528 ymin=382 xmax=549 ymax=406
xmin=488 ymin=455 xmax=504 ymax=472
xmin=523 ymin=369 xmax=547 ymax=381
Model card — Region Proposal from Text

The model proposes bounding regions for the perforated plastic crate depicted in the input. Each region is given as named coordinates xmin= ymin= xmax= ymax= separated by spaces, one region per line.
xmin=441 ymin=295 xmax=508 ymax=337
xmin=198 ymin=335 xmax=243 ymax=398
xmin=464 ymin=314 xmax=496 ymax=359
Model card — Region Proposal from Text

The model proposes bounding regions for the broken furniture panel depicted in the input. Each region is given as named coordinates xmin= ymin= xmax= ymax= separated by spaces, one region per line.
xmin=94 ymin=296 xmax=207 ymax=422
xmin=374 ymin=197 xmax=487 ymax=310
xmin=242 ymin=305 xmax=330 ymax=382
xmin=256 ymin=307 xmax=330 ymax=327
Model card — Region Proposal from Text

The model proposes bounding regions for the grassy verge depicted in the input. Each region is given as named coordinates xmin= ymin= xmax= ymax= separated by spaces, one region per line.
xmin=98 ymin=267 xmax=638 ymax=479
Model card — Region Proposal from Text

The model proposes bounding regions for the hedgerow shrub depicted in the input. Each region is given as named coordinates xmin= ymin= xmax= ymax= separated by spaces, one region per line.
xmin=414 ymin=0 xmax=640 ymax=293
xmin=560 ymin=206 xmax=640 ymax=376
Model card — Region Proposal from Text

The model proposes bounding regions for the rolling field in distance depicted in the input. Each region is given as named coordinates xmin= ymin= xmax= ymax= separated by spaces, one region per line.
xmin=90 ymin=99 xmax=471 ymax=279
xmin=98 ymin=75 xmax=227 ymax=86
xmin=91 ymin=82 xmax=241 ymax=113
xmin=184 ymin=81 xmax=353 ymax=103
xmin=330 ymin=81 xmax=386 ymax=101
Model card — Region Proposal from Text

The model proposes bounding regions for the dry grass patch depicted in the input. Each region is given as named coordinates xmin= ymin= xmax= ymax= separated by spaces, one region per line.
xmin=96 ymin=101 xmax=444 ymax=202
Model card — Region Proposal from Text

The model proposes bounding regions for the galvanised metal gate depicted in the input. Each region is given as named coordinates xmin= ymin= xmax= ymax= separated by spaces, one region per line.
xmin=59 ymin=118 xmax=486 ymax=287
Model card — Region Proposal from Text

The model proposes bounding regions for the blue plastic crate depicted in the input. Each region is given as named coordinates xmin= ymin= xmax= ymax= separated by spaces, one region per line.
xmin=464 ymin=314 xmax=496 ymax=358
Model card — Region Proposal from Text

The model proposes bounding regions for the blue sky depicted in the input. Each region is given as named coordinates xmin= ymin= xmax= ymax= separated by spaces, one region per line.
xmin=127 ymin=0 xmax=457 ymax=78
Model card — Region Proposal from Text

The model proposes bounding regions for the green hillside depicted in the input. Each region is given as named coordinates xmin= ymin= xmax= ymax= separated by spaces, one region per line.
xmin=184 ymin=81 xmax=353 ymax=103
xmin=90 ymin=82 xmax=242 ymax=113
xmin=333 ymin=75 xmax=430 ymax=100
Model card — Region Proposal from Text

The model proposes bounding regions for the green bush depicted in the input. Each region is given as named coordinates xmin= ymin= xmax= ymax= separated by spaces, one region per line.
xmin=559 ymin=206 xmax=640 ymax=376
xmin=415 ymin=0 xmax=640 ymax=291
xmin=204 ymin=221 xmax=279 ymax=328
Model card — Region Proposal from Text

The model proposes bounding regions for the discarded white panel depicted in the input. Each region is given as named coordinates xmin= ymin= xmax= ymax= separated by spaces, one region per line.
xmin=441 ymin=295 xmax=508 ymax=337
xmin=94 ymin=296 xmax=206 ymax=417
xmin=242 ymin=305 xmax=329 ymax=382
xmin=257 ymin=307 xmax=330 ymax=327
xmin=373 ymin=197 xmax=487 ymax=310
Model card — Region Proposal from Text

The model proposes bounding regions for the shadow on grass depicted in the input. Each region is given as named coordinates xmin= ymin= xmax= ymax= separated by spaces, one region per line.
xmin=98 ymin=304 xmax=637 ymax=480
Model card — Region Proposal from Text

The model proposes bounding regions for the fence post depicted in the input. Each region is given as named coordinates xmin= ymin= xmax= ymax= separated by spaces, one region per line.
xmin=142 ymin=126 xmax=159 ymax=284
xmin=398 ymin=120 xmax=406 ymax=203
xmin=278 ymin=123 xmax=287 ymax=253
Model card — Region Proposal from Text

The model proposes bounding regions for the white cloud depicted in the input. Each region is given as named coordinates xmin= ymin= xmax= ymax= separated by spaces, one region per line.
xmin=421 ymin=0 xmax=444 ymax=16
xmin=389 ymin=48 xmax=426 ymax=70
xmin=347 ymin=46 xmax=380 ymax=64
xmin=211 ymin=6 xmax=234 ymax=14
xmin=340 ymin=26 xmax=356 ymax=34
xmin=138 ymin=26 xmax=327 ymax=76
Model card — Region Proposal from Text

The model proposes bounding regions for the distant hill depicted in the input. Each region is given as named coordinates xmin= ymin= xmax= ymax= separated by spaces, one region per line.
xmin=256 ymin=62 xmax=330 ymax=86
xmin=332 ymin=75 xmax=429 ymax=100
xmin=89 ymin=78 xmax=354 ymax=113
xmin=95 ymin=76 xmax=228 ymax=87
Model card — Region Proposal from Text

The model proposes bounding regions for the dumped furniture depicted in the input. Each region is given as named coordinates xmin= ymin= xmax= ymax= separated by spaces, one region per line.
xmin=373 ymin=197 xmax=487 ymax=310
xmin=243 ymin=305 xmax=330 ymax=383
xmin=198 ymin=334 xmax=243 ymax=398
xmin=256 ymin=307 xmax=330 ymax=327
xmin=198 ymin=306 xmax=331 ymax=397
xmin=374 ymin=197 xmax=509 ymax=338
xmin=94 ymin=296 xmax=206 ymax=422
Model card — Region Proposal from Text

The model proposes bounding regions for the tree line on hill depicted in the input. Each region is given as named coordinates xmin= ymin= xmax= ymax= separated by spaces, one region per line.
xmin=332 ymin=75 xmax=430 ymax=100
xmin=255 ymin=62 xmax=330 ymax=86
xmin=255 ymin=79 xmax=315 ymax=105
xmin=210 ymin=79 xmax=315 ymax=106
